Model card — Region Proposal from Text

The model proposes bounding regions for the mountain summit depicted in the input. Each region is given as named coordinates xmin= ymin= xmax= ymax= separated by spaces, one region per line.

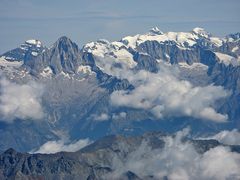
xmin=22 ymin=36 xmax=83 ymax=74
xmin=149 ymin=27 xmax=164 ymax=35
xmin=192 ymin=27 xmax=211 ymax=38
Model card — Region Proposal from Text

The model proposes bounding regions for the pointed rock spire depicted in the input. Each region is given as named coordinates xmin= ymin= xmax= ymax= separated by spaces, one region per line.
xmin=53 ymin=36 xmax=78 ymax=52
xmin=23 ymin=36 xmax=83 ymax=75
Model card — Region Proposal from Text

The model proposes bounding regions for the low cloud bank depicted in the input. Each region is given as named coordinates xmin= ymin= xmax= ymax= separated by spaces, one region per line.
xmin=108 ymin=62 xmax=229 ymax=122
xmin=0 ymin=78 xmax=45 ymax=122
xmin=33 ymin=138 xmax=91 ymax=154
xmin=107 ymin=129 xmax=240 ymax=180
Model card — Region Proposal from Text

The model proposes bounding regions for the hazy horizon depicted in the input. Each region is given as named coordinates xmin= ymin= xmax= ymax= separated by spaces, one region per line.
xmin=0 ymin=0 xmax=239 ymax=53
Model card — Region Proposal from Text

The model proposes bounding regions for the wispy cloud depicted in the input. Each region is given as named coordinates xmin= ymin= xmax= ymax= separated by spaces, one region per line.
xmin=30 ymin=130 xmax=92 ymax=154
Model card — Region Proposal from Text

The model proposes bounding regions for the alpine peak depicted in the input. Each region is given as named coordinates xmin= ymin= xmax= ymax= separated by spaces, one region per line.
xmin=52 ymin=36 xmax=78 ymax=51
xmin=25 ymin=39 xmax=42 ymax=47
xmin=149 ymin=27 xmax=163 ymax=35
xmin=192 ymin=27 xmax=210 ymax=38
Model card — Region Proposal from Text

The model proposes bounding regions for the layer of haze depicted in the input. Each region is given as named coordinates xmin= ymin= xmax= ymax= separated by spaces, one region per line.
xmin=0 ymin=0 xmax=239 ymax=53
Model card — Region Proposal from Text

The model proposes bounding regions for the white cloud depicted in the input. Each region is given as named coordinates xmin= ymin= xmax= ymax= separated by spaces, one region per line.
xmin=33 ymin=138 xmax=91 ymax=154
xmin=94 ymin=56 xmax=229 ymax=122
xmin=0 ymin=78 xmax=45 ymax=122
xmin=92 ymin=113 xmax=109 ymax=121
xmin=112 ymin=112 xmax=127 ymax=120
xmin=108 ymin=61 xmax=229 ymax=122
xmin=203 ymin=129 xmax=240 ymax=145
xmin=91 ymin=112 xmax=127 ymax=122
xmin=107 ymin=129 xmax=240 ymax=180
xmin=198 ymin=107 xmax=228 ymax=122
xmin=199 ymin=146 xmax=240 ymax=180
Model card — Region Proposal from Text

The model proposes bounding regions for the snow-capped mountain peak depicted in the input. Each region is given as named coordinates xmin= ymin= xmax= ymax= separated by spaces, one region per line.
xmin=81 ymin=27 xmax=240 ymax=74
xmin=51 ymin=36 xmax=78 ymax=51
xmin=25 ymin=39 xmax=42 ymax=47
xmin=192 ymin=27 xmax=210 ymax=38
xmin=0 ymin=39 xmax=44 ymax=61
xmin=121 ymin=30 xmax=199 ymax=49
xmin=226 ymin=33 xmax=240 ymax=42
xmin=148 ymin=27 xmax=164 ymax=35
xmin=119 ymin=27 xmax=230 ymax=52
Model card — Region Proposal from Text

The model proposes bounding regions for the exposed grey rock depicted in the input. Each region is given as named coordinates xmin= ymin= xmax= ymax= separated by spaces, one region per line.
xmin=23 ymin=36 xmax=82 ymax=75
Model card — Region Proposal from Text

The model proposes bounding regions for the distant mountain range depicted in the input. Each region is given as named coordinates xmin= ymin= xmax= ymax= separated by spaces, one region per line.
xmin=1 ymin=131 xmax=240 ymax=179
xmin=0 ymin=27 xmax=239 ymax=153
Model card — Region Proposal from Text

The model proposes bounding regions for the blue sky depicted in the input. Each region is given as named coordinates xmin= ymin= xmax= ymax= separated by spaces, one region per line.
xmin=0 ymin=0 xmax=239 ymax=53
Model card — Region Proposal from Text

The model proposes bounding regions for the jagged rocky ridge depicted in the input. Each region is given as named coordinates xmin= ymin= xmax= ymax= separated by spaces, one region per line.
xmin=0 ymin=27 xmax=239 ymax=152
xmin=0 ymin=132 xmax=239 ymax=180
xmin=0 ymin=36 xmax=132 ymax=152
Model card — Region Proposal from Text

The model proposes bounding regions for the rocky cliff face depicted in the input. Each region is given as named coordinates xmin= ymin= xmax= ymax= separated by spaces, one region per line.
xmin=24 ymin=36 xmax=82 ymax=75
